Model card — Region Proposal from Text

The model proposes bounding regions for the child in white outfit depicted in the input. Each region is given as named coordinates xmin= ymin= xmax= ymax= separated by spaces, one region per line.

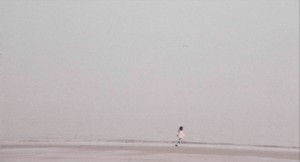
xmin=175 ymin=126 xmax=184 ymax=147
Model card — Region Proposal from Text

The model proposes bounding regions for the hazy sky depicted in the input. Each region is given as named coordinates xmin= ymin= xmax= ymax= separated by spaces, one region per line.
xmin=0 ymin=0 xmax=299 ymax=147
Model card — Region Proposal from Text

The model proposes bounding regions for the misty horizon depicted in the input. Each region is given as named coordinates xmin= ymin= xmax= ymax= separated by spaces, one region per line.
xmin=0 ymin=0 xmax=299 ymax=147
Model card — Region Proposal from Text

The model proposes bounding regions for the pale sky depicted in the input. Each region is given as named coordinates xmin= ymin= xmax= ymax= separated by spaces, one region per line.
xmin=0 ymin=0 xmax=299 ymax=147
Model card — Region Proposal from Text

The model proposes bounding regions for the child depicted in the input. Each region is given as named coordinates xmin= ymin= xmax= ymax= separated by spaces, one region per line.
xmin=175 ymin=126 xmax=184 ymax=147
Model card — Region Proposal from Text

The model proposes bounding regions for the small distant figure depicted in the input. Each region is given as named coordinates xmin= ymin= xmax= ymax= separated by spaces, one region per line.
xmin=175 ymin=126 xmax=184 ymax=147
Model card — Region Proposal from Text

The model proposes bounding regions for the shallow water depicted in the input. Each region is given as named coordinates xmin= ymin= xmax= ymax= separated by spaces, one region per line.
xmin=1 ymin=142 xmax=298 ymax=162
xmin=1 ymin=113 xmax=299 ymax=148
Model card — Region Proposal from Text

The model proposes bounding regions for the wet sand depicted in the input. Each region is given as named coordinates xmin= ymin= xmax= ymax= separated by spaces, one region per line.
xmin=1 ymin=141 xmax=299 ymax=162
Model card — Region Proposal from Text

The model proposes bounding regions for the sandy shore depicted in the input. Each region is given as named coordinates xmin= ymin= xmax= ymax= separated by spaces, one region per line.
xmin=1 ymin=141 xmax=299 ymax=162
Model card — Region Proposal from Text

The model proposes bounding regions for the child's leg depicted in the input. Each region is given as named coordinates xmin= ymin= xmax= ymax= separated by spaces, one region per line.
xmin=178 ymin=138 xmax=182 ymax=144
xmin=175 ymin=138 xmax=183 ymax=147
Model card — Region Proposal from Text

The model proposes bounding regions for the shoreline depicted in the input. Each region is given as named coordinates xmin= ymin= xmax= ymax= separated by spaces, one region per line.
xmin=1 ymin=141 xmax=299 ymax=162
xmin=1 ymin=139 xmax=299 ymax=150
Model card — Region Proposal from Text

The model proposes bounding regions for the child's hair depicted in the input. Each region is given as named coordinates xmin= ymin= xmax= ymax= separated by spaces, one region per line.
xmin=179 ymin=126 xmax=183 ymax=130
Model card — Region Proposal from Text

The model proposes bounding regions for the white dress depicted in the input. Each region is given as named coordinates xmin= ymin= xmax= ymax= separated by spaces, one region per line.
xmin=177 ymin=130 xmax=184 ymax=139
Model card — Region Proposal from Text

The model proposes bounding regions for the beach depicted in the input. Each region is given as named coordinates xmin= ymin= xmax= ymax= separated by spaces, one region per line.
xmin=1 ymin=1 xmax=299 ymax=162
xmin=1 ymin=141 xmax=299 ymax=162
